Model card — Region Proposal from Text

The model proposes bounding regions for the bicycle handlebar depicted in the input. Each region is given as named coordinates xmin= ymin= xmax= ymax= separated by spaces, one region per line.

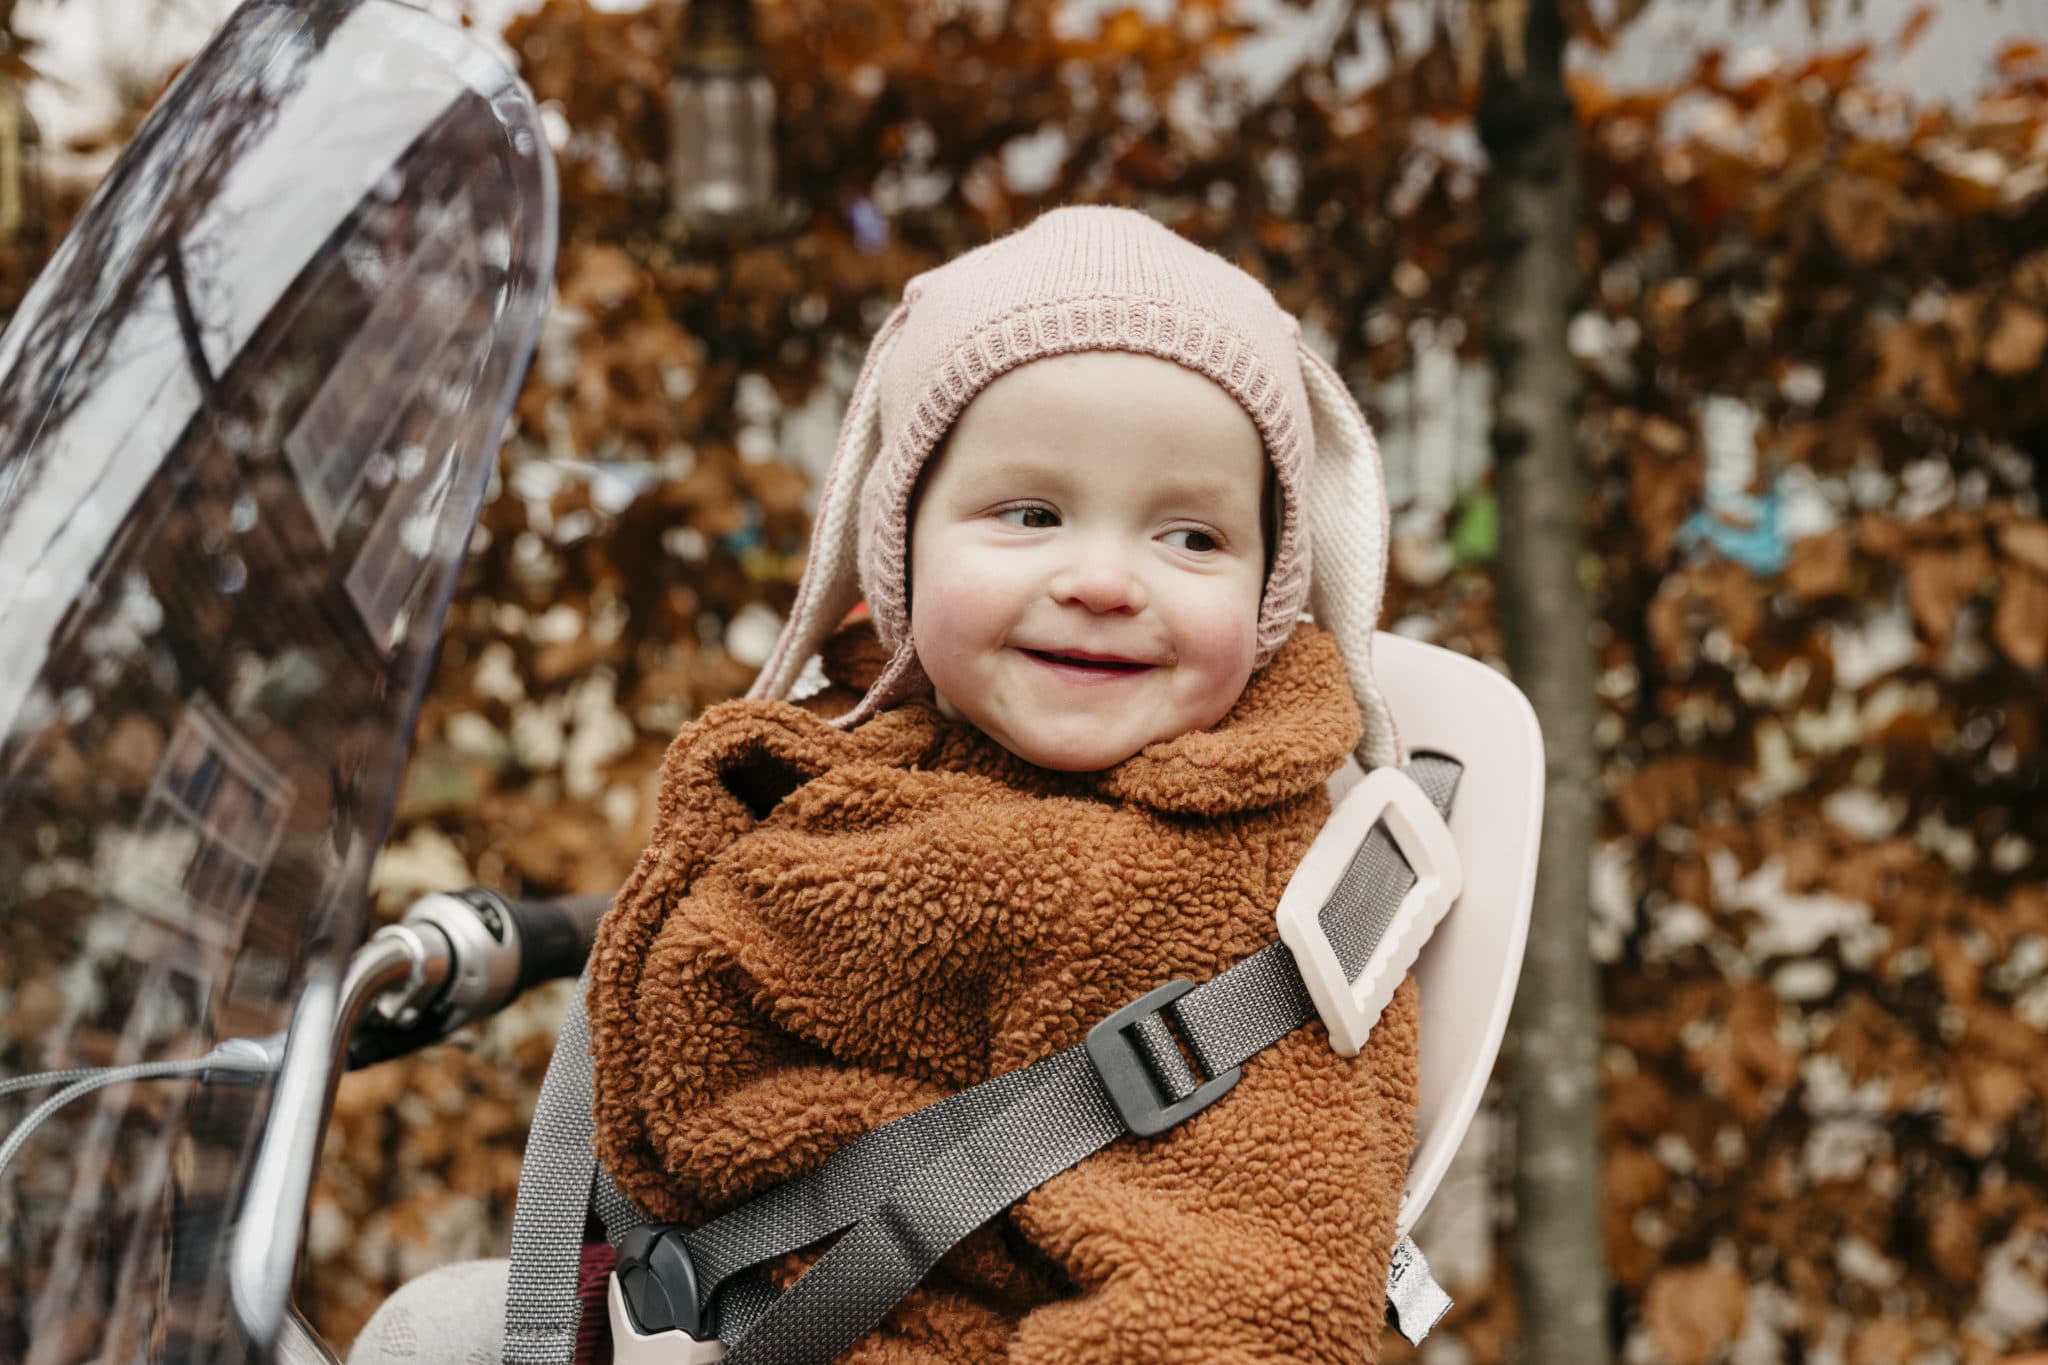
xmin=344 ymin=888 xmax=613 ymax=1069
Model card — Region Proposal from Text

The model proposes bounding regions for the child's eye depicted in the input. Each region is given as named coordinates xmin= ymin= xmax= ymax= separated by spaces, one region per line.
xmin=1162 ymin=528 xmax=1220 ymax=553
xmin=997 ymin=506 xmax=1060 ymax=529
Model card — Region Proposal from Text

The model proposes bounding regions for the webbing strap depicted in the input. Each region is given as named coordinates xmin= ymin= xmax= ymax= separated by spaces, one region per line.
xmin=504 ymin=979 xmax=603 ymax=1365
xmin=685 ymin=1055 xmax=1045 ymax=1304
xmin=1325 ymin=755 xmax=1461 ymax=974
xmin=594 ymin=1168 xmax=645 ymax=1245
xmin=724 ymin=1048 xmax=1124 ymax=1362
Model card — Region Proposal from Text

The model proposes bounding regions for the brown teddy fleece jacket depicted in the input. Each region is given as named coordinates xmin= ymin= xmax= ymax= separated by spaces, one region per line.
xmin=588 ymin=620 xmax=1419 ymax=1363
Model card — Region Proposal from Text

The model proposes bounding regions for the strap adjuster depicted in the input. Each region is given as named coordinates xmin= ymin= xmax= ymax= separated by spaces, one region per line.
xmin=1085 ymin=979 xmax=1241 ymax=1137
xmin=1274 ymin=767 xmax=1463 ymax=1057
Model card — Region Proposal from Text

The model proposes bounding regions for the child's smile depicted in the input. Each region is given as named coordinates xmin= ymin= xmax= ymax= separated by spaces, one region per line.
xmin=1018 ymin=648 xmax=1158 ymax=676
xmin=908 ymin=351 xmax=1268 ymax=772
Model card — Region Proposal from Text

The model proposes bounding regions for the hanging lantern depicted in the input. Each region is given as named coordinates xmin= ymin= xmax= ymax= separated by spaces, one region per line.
xmin=0 ymin=71 xmax=44 ymax=248
xmin=668 ymin=0 xmax=775 ymax=240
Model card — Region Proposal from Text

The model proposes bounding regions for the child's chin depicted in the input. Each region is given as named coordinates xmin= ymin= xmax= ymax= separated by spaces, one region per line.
xmin=1008 ymin=731 xmax=1146 ymax=773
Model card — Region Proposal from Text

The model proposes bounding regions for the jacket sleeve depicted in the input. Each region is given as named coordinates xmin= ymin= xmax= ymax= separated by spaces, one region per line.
xmin=1003 ymin=977 xmax=1422 ymax=1365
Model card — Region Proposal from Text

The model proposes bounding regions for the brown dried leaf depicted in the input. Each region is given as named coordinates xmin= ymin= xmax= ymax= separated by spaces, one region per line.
xmin=1628 ymin=442 xmax=1700 ymax=566
xmin=1785 ymin=525 xmax=1851 ymax=600
xmin=1943 ymin=291 xmax=1989 ymax=366
xmin=1932 ymin=162 xmax=2005 ymax=217
xmin=559 ymin=243 xmax=646 ymax=315
xmin=34 ymin=734 xmax=90 ymax=807
xmin=102 ymin=713 xmax=167 ymax=796
xmin=6 ymin=977 xmax=66 ymax=1045
xmin=1690 ymin=982 xmax=1798 ymax=1123
xmin=1930 ymin=929 xmax=1981 ymax=1006
xmin=1708 ymin=563 xmax=1764 ymax=650
xmin=620 ymin=317 xmax=705 ymax=373
xmin=1856 ymin=512 xmax=1905 ymax=559
xmin=1996 ymin=518 xmax=2048 ymax=574
xmin=1946 ymin=1055 xmax=2030 ymax=1157
xmin=1984 ymin=300 xmax=2048 ymax=376
xmin=1641 ymin=414 xmax=1691 ymax=456
xmin=1647 ymin=575 xmax=1694 ymax=674
xmin=1848 ymin=1317 xmax=1919 ymax=1365
xmin=1614 ymin=755 xmax=1728 ymax=839
xmin=1870 ymin=321 xmax=1962 ymax=419
xmin=1896 ymin=6 xmax=1935 ymax=54
xmin=1903 ymin=541 xmax=1991 ymax=648
xmin=1644 ymin=1261 xmax=1748 ymax=1365
xmin=1926 ymin=1199 xmax=1983 ymax=1285
xmin=531 ymin=636 xmax=610 ymax=687
xmin=1993 ymin=564 xmax=2048 ymax=670
xmin=2013 ymin=248 xmax=2048 ymax=306
xmin=1816 ymin=175 xmax=1900 ymax=266
xmin=1964 ymin=1058 xmax=2029 ymax=1130
xmin=1605 ymin=1141 xmax=1670 ymax=1209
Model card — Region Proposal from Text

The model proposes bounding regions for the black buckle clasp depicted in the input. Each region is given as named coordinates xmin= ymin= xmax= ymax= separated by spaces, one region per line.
xmin=614 ymin=1223 xmax=705 ymax=1339
xmin=1084 ymin=979 xmax=1240 ymax=1138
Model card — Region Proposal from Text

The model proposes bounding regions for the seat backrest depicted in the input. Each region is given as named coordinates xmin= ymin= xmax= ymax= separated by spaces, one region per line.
xmin=1328 ymin=632 xmax=1543 ymax=1235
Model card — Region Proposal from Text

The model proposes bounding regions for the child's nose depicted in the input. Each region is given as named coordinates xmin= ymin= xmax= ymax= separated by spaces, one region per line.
xmin=1049 ymin=543 xmax=1147 ymax=614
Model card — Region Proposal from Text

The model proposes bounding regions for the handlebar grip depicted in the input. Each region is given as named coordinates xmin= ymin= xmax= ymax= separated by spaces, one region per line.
xmin=504 ymin=892 xmax=610 ymax=997
xmin=346 ymin=1014 xmax=437 ymax=1070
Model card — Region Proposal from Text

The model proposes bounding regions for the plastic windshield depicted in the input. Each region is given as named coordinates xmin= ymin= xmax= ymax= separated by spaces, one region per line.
xmin=0 ymin=0 xmax=556 ymax=1358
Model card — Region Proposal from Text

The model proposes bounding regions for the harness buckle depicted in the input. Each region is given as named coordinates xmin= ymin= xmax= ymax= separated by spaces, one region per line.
xmin=610 ymin=1224 xmax=726 ymax=1361
xmin=1274 ymin=766 xmax=1463 ymax=1057
xmin=1085 ymin=979 xmax=1240 ymax=1137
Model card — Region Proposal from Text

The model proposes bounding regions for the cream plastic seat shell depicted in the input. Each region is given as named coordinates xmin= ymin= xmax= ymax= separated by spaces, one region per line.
xmin=1329 ymin=631 xmax=1544 ymax=1236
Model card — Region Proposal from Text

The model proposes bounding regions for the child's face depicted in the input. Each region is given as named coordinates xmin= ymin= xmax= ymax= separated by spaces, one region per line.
xmin=908 ymin=351 xmax=1267 ymax=772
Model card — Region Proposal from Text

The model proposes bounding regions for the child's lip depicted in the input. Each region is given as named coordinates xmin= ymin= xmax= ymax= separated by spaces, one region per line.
xmin=1016 ymin=646 xmax=1158 ymax=671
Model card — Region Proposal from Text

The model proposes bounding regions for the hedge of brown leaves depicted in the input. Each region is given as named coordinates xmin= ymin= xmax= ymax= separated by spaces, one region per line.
xmin=9 ymin=4 xmax=2043 ymax=1359
xmin=303 ymin=12 xmax=2048 ymax=1359
xmin=1574 ymin=41 xmax=2048 ymax=1365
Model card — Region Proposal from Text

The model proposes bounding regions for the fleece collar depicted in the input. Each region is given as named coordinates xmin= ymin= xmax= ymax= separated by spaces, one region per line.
xmin=814 ymin=617 xmax=1364 ymax=817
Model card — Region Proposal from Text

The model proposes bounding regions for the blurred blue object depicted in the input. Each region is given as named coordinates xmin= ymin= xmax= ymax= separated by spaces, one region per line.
xmin=1680 ymin=487 xmax=1787 ymax=576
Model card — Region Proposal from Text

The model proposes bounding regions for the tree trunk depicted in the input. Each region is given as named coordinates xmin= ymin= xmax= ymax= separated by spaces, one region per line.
xmin=1477 ymin=0 xmax=1612 ymax=1358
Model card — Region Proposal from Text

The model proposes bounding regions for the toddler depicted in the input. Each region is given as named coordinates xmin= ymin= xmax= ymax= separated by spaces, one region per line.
xmin=588 ymin=206 xmax=1414 ymax=1362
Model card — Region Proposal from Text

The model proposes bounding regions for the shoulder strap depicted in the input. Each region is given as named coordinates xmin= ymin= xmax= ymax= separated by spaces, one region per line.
xmin=504 ymin=977 xmax=644 ymax=1364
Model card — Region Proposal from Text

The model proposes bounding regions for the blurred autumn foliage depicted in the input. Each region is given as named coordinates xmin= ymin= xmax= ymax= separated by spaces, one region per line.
xmin=1576 ymin=35 xmax=2048 ymax=1363
xmin=325 ymin=7 xmax=2048 ymax=1360
xmin=7 ymin=0 xmax=2048 ymax=1359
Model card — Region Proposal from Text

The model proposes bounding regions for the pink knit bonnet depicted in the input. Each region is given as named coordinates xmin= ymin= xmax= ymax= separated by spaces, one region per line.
xmin=750 ymin=206 xmax=1402 ymax=770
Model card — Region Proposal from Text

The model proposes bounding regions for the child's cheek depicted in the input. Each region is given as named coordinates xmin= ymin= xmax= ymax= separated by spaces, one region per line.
xmin=912 ymin=569 xmax=1009 ymax=672
xmin=1171 ymin=592 xmax=1262 ymax=710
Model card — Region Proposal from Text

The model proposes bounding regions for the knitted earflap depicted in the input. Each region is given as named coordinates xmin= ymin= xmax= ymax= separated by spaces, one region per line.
xmin=745 ymin=302 xmax=913 ymax=708
xmin=1299 ymin=341 xmax=1401 ymax=771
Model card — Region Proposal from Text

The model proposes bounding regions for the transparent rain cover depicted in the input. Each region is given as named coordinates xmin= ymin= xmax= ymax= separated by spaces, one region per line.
xmin=0 ymin=0 xmax=556 ymax=1358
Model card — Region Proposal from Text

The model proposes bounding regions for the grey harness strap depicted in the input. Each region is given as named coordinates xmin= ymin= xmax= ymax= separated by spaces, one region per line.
xmin=502 ymin=979 xmax=1098 ymax=1359
xmin=505 ymin=755 xmax=1462 ymax=1362
xmin=720 ymin=1046 xmax=1123 ymax=1362
xmin=504 ymin=981 xmax=606 ymax=1365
